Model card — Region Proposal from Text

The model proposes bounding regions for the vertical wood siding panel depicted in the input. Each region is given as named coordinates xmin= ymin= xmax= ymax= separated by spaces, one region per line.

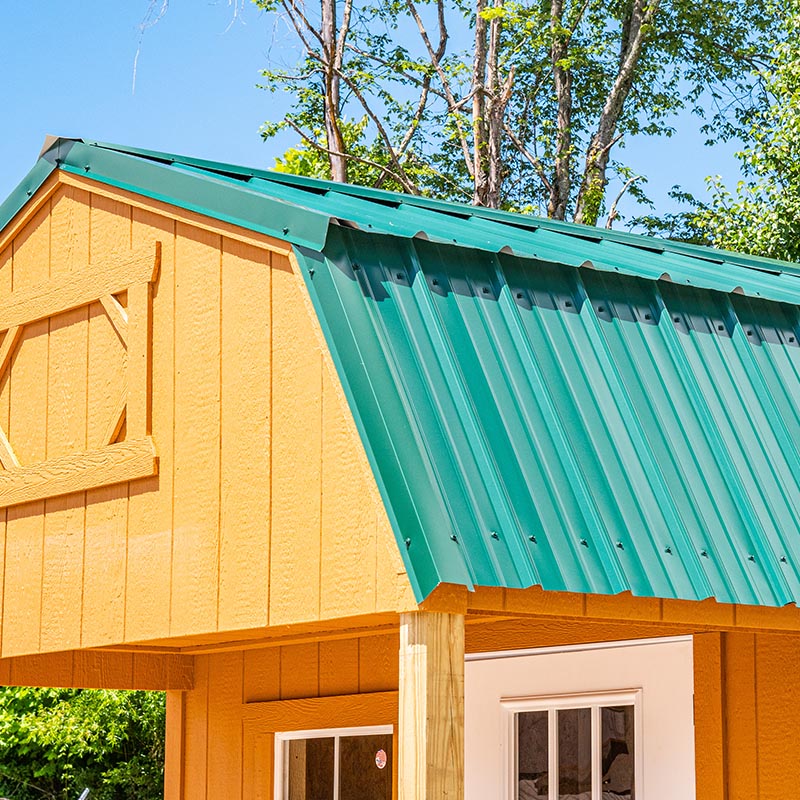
xmin=269 ymin=256 xmax=322 ymax=626
xmin=319 ymin=638 xmax=360 ymax=696
xmin=207 ymin=651 xmax=244 ymax=798
xmin=164 ymin=691 xmax=186 ymax=800
xmin=40 ymin=187 xmax=91 ymax=652
xmin=693 ymin=633 xmax=725 ymax=800
xmin=755 ymin=633 xmax=800 ymax=796
xmin=280 ymin=642 xmax=320 ymax=700
xmin=219 ymin=239 xmax=271 ymax=632
xmin=320 ymin=367 xmax=377 ymax=619
xmin=243 ymin=647 xmax=281 ymax=704
xmin=724 ymin=632 xmax=758 ymax=800
xmin=184 ymin=654 xmax=210 ymax=800
xmin=243 ymin=731 xmax=275 ymax=800
xmin=3 ymin=202 xmax=50 ymax=656
xmin=126 ymin=206 xmax=175 ymax=642
xmin=0 ymin=246 xmax=11 ymax=655
xmin=82 ymin=195 xmax=132 ymax=647
xmin=359 ymin=633 xmax=400 ymax=693
xmin=170 ymin=224 xmax=221 ymax=636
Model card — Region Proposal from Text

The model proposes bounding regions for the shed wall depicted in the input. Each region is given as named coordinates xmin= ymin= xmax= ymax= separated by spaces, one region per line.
xmin=172 ymin=633 xmax=399 ymax=799
xmin=0 ymin=177 xmax=411 ymax=658
xmin=168 ymin=626 xmax=800 ymax=800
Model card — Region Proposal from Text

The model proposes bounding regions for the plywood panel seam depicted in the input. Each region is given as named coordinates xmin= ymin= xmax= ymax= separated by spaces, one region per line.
xmin=318 ymin=356 xmax=324 ymax=621
xmin=216 ymin=241 xmax=223 ymax=633
xmin=168 ymin=220 xmax=177 ymax=638
xmin=753 ymin=634 xmax=760 ymax=796
xmin=267 ymin=249 xmax=273 ymax=627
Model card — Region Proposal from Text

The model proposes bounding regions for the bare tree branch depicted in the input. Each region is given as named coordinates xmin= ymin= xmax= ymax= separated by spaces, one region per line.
xmin=503 ymin=124 xmax=552 ymax=194
xmin=605 ymin=174 xmax=643 ymax=228
xmin=406 ymin=0 xmax=474 ymax=178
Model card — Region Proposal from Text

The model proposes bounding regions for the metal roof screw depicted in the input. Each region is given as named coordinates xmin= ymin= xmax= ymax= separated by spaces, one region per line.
xmin=431 ymin=278 xmax=439 ymax=286
xmin=597 ymin=306 xmax=605 ymax=313
xmin=482 ymin=287 xmax=490 ymax=294
xmin=404 ymin=538 xmax=411 ymax=549
xmin=673 ymin=315 xmax=680 ymax=323
xmin=282 ymin=227 xmax=289 ymax=235
xmin=664 ymin=546 xmax=673 ymax=555
xmin=352 ymin=263 xmax=360 ymax=270
xmin=580 ymin=538 xmax=588 ymax=547
xmin=616 ymin=541 xmax=624 ymax=550
xmin=700 ymin=549 xmax=708 ymax=558
xmin=26 ymin=190 xmax=32 ymax=196
xmin=490 ymin=530 xmax=499 ymax=540
xmin=781 ymin=556 xmax=788 ymax=563
xmin=748 ymin=554 xmax=755 ymax=562
xmin=789 ymin=336 xmax=796 ymax=343
xmin=396 ymin=273 xmax=404 ymax=280
xmin=516 ymin=292 xmax=523 ymax=299
xmin=308 ymin=268 xmax=315 ymax=277
xmin=565 ymin=300 xmax=573 ymax=308
xmin=528 ymin=535 xmax=537 ymax=544
xmin=644 ymin=313 xmax=652 ymax=320
xmin=84 ymin=165 xmax=90 ymax=172
xmin=746 ymin=330 xmax=753 ymax=337
xmin=450 ymin=534 xmax=458 ymax=542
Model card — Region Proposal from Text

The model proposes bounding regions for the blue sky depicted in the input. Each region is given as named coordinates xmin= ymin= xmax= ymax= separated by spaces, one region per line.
xmin=0 ymin=1 xmax=744 ymax=224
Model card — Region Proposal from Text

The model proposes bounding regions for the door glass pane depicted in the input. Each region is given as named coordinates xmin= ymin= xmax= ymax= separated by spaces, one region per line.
xmin=339 ymin=734 xmax=393 ymax=800
xmin=285 ymin=737 xmax=335 ymax=800
xmin=602 ymin=705 xmax=635 ymax=798
xmin=558 ymin=708 xmax=591 ymax=798
xmin=517 ymin=710 xmax=548 ymax=799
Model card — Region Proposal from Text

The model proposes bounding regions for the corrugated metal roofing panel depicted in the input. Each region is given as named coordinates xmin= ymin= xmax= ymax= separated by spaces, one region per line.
xmin=299 ymin=228 xmax=800 ymax=604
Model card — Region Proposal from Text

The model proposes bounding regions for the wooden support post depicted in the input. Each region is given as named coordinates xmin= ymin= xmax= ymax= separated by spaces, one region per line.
xmin=398 ymin=611 xmax=465 ymax=800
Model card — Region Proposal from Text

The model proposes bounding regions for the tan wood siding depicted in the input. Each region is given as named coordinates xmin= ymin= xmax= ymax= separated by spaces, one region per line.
xmin=0 ymin=178 xmax=412 ymax=657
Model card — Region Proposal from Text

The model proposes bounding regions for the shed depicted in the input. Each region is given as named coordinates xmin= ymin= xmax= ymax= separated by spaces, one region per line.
xmin=1 ymin=136 xmax=800 ymax=798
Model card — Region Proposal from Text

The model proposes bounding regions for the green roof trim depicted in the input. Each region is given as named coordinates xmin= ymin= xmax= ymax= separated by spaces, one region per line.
xmin=5 ymin=137 xmax=800 ymax=606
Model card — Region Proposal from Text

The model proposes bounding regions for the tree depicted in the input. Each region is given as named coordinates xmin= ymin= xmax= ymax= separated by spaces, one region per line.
xmin=256 ymin=0 xmax=780 ymax=223
xmin=0 ymin=688 xmax=165 ymax=800
xmin=683 ymin=1 xmax=800 ymax=261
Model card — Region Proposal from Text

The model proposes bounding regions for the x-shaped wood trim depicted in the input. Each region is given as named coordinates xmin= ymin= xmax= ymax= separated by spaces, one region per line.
xmin=0 ymin=242 xmax=161 ymax=508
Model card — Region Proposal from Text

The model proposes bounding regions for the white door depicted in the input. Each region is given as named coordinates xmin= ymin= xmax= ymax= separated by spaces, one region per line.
xmin=465 ymin=636 xmax=695 ymax=800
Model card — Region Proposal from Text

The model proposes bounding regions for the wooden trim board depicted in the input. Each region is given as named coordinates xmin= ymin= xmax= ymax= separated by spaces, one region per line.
xmin=0 ymin=437 xmax=158 ymax=508
xmin=0 ymin=243 xmax=158 ymax=331
xmin=244 ymin=691 xmax=398 ymax=732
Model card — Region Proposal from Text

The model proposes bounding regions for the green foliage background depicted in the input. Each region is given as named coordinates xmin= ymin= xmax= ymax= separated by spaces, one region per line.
xmin=0 ymin=688 xmax=165 ymax=800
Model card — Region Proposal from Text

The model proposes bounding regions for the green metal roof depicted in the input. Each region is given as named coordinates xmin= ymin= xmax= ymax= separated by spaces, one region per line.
xmin=6 ymin=138 xmax=800 ymax=605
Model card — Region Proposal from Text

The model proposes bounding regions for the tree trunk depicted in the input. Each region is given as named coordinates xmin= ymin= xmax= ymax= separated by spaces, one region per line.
xmin=321 ymin=0 xmax=348 ymax=182
xmin=472 ymin=0 xmax=489 ymax=205
xmin=548 ymin=0 xmax=572 ymax=220
xmin=573 ymin=0 xmax=661 ymax=225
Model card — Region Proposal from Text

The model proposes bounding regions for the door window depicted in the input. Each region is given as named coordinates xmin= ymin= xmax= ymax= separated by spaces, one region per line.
xmin=276 ymin=726 xmax=393 ymax=800
xmin=509 ymin=692 xmax=638 ymax=800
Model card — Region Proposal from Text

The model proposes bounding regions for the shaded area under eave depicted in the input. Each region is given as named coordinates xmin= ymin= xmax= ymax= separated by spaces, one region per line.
xmin=297 ymin=227 xmax=800 ymax=606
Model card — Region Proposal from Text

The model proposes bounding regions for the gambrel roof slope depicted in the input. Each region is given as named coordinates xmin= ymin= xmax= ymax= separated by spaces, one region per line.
xmin=6 ymin=137 xmax=800 ymax=606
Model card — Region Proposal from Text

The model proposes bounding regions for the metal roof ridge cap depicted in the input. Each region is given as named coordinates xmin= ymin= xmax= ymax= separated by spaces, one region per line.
xmin=0 ymin=157 xmax=59 ymax=236
xmin=58 ymin=142 xmax=334 ymax=252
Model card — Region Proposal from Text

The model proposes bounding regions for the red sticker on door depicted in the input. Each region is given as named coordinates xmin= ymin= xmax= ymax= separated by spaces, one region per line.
xmin=375 ymin=749 xmax=387 ymax=769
